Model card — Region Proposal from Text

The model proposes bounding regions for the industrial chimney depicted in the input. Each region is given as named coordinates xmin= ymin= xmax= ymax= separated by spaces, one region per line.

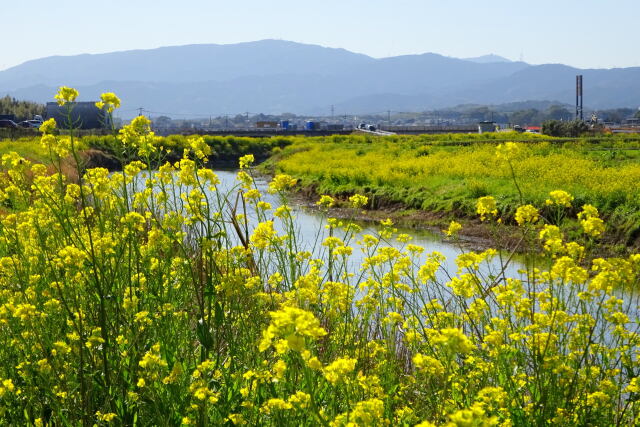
xmin=576 ymin=75 xmax=583 ymax=121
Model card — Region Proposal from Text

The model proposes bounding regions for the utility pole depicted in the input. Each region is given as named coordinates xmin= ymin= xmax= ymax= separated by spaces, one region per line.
xmin=246 ymin=112 xmax=250 ymax=129
xmin=331 ymin=105 xmax=334 ymax=120
xmin=387 ymin=110 xmax=391 ymax=124
xmin=137 ymin=107 xmax=144 ymax=117
xmin=225 ymin=115 xmax=229 ymax=130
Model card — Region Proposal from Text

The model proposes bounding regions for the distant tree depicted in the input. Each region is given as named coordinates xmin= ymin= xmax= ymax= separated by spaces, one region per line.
xmin=600 ymin=108 xmax=635 ymax=123
xmin=0 ymin=95 xmax=45 ymax=121
xmin=635 ymin=110 xmax=640 ymax=119
xmin=153 ymin=116 xmax=172 ymax=129
xmin=565 ymin=119 xmax=589 ymax=136
xmin=542 ymin=119 xmax=589 ymax=137
xmin=463 ymin=106 xmax=491 ymax=122
xmin=542 ymin=120 xmax=564 ymax=137
xmin=509 ymin=109 xmax=542 ymax=126
xmin=546 ymin=105 xmax=572 ymax=121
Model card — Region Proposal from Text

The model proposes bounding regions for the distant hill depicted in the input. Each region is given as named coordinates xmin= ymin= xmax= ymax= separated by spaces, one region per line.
xmin=463 ymin=54 xmax=512 ymax=63
xmin=440 ymin=100 xmax=574 ymax=113
xmin=1 ymin=40 xmax=638 ymax=117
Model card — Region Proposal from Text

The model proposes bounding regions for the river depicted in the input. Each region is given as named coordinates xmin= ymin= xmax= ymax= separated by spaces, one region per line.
xmin=208 ymin=169 xmax=524 ymax=280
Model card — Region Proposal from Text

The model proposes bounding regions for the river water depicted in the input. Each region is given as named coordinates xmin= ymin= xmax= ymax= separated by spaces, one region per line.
xmin=210 ymin=169 xmax=524 ymax=280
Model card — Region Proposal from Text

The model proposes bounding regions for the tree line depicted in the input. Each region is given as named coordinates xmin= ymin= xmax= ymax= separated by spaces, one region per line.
xmin=0 ymin=95 xmax=45 ymax=121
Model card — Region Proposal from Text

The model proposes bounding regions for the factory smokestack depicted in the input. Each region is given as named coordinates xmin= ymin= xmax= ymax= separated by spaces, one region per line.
xmin=576 ymin=75 xmax=583 ymax=121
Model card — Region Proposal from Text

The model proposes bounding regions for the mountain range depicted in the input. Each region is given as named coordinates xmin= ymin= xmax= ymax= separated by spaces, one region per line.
xmin=1 ymin=40 xmax=638 ymax=118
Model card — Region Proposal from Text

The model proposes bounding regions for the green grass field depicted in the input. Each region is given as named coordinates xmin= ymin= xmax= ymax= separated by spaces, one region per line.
xmin=265 ymin=133 xmax=640 ymax=246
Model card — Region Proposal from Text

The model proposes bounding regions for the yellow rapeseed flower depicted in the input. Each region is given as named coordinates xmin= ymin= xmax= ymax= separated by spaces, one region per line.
xmin=250 ymin=221 xmax=277 ymax=250
xmin=316 ymin=194 xmax=335 ymax=208
xmin=39 ymin=118 xmax=56 ymax=134
xmin=514 ymin=204 xmax=539 ymax=225
xmin=581 ymin=216 xmax=605 ymax=237
xmin=349 ymin=194 xmax=368 ymax=208
xmin=54 ymin=86 xmax=79 ymax=105
xmin=323 ymin=357 xmax=357 ymax=385
xmin=476 ymin=196 xmax=498 ymax=221
xmin=433 ymin=328 xmax=475 ymax=354
xmin=188 ymin=135 xmax=211 ymax=160
xmin=259 ymin=306 xmax=327 ymax=352
xmin=268 ymin=174 xmax=297 ymax=193
xmin=95 ymin=92 xmax=121 ymax=113
xmin=545 ymin=190 xmax=573 ymax=207
xmin=95 ymin=411 xmax=118 ymax=422
xmin=239 ymin=154 xmax=255 ymax=169
xmin=443 ymin=220 xmax=462 ymax=236
xmin=495 ymin=141 xmax=520 ymax=161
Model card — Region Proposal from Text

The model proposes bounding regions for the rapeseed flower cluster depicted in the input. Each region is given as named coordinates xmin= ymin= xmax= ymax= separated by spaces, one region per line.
xmin=54 ymin=86 xmax=79 ymax=105
xmin=514 ymin=204 xmax=539 ymax=225
xmin=476 ymin=196 xmax=498 ymax=220
xmin=443 ymin=220 xmax=462 ymax=237
xmin=546 ymin=190 xmax=574 ymax=207
xmin=95 ymin=92 xmax=121 ymax=113
xmin=0 ymin=88 xmax=637 ymax=425
xmin=348 ymin=194 xmax=368 ymax=208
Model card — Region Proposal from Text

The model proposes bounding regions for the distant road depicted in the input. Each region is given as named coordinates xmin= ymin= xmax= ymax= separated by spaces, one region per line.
xmin=381 ymin=125 xmax=478 ymax=134
xmin=163 ymin=129 xmax=354 ymax=137
xmin=354 ymin=128 xmax=396 ymax=136
xmin=169 ymin=125 xmax=479 ymax=137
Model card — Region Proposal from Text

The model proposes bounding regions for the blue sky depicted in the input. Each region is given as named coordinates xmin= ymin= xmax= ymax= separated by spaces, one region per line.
xmin=2 ymin=0 xmax=638 ymax=71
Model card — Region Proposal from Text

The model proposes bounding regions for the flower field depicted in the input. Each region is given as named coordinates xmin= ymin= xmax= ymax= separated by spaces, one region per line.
xmin=0 ymin=89 xmax=639 ymax=425
xmin=269 ymin=134 xmax=640 ymax=247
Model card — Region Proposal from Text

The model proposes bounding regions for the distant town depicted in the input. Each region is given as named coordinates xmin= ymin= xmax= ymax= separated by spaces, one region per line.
xmin=1 ymin=74 xmax=639 ymax=137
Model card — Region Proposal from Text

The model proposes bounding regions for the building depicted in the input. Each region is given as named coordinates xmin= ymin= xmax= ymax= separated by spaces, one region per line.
xmin=256 ymin=121 xmax=278 ymax=129
xmin=524 ymin=126 xmax=542 ymax=134
xmin=477 ymin=121 xmax=496 ymax=134
xmin=45 ymin=102 xmax=108 ymax=129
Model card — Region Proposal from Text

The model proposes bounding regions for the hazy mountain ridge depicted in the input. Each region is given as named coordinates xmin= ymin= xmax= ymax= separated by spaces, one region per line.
xmin=1 ymin=40 xmax=638 ymax=117
xmin=463 ymin=54 xmax=512 ymax=63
